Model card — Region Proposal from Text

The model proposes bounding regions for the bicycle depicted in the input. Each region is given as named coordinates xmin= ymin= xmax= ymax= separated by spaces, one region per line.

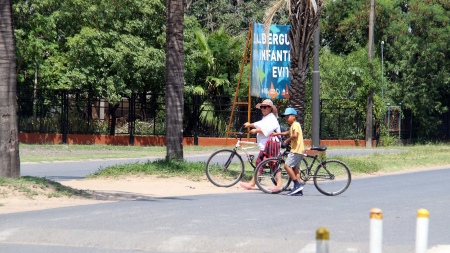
xmin=255 ymin=145 xmax=351 ymax=196
xmin=205 ymin=127 xmax=291 ymax=189
xmin=254 ymin=147 xmax=307 ymax=194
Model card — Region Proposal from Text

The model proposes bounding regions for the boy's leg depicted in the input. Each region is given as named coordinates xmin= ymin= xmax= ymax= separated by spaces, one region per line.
xmin=286 ymin=154 xmax=304 ymax=195
xmin=293 ymin=166 xmax=301 ymax=182
xmin=284 ymin=163 xmax=297 ymax=181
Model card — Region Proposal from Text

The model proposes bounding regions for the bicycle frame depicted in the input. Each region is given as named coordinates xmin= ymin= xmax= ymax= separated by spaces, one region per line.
xmin=235 ymin=138 xmax=259 ymax=170
xmin=301 ymin=148 xmax=326 ymax=180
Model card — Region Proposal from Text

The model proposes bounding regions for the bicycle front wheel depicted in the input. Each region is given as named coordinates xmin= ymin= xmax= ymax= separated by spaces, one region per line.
xmin=205 ymin=149 xmax=245 ymax=187
xmin=313 ymin=160 xmax=351 ymax=196
xmin=254 ymin=158 xmax=289 ymax=194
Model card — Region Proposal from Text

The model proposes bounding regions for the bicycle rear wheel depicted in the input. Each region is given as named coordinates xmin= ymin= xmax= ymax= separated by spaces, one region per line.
xmin=205 ymin=149 xmax=244 ymax=187
xmin=298 ymin=157 xmax=310 ymax=181
xmin=313 ymin=160 xmax=351 ymax=196
xmin=254 ymin=158 xmax=289 ymax=194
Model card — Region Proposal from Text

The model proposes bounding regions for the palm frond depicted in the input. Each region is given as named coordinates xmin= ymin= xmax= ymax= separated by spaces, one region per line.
xmin=263 ymin=0 xmax=289 ymax=48
xmin=185 ymin=85 xmax=206 ymax=95
xmin=206 ymin=76 xmax=230 ymax=88
xmin=194 ymin=29 xmax=214 ymax=68
xmin=309 ymin=0 xmax=318 ymax=14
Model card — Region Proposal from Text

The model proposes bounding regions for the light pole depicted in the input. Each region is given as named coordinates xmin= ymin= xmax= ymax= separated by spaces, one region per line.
xmin=381 ymin=41 xmax=384 ymax=98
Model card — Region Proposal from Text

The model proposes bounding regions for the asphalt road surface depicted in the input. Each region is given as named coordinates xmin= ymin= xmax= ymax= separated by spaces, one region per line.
xmin=3 ymin=155 xmax=450 ymax=253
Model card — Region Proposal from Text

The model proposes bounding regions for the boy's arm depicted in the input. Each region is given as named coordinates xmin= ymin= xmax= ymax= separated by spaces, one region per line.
xmin=283 ymin=130 xmax=298 ymax=144
xmin=271 ymin=131 xmax=288 ymax=136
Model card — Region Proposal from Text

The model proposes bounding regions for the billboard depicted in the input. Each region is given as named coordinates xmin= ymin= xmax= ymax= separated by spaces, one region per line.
xmin=251 ymin=23 xmax=290 ymax=100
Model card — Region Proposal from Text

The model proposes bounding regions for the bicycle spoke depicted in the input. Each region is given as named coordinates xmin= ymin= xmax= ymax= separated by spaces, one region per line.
xmin=206 ymin=149 xmax=244 ymax=187
xmin=313 ymin=160 xmax=351 ymax=196
xmin=299 ymin=157 xmax=310 ymax=182
xmin=254 ymin=158 xmax=285 ymax=194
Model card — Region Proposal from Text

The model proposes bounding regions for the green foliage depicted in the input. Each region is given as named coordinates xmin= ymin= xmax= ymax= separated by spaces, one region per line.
xmin=12 ymin=0 xmax=450 ymax=141
xmin=384 ymin=0 xmax=450 ymax=139
xmin=187 ymin=27 xmax=244 ymax=97
xmin=340 ymin=157 xmax=382 ymax=174
xmin=321 ymin=0 xmax=449 ymax=141
xmin=88 ymin=159 xmax=206 ymax=179
xmin=19 ymin=116 xmax=60 ymax=133
xmin=13 ymin=0 xmax=166 ymax=104
xmin=377 ymin=124 xmax=397 ymax=147
xmin=13 ymin=0 xmax=62 ymax=89
xmin=320 ymin=47 xmax=382 ymax=102
xmin=186 ymin=0 xmax=288 ymax=36
xmin=319 ymin=47 xmax=384 ymax=139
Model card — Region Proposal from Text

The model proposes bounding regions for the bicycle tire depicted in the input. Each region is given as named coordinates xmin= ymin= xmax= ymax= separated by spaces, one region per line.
xmin=313 ymin=160 xmax=351 ymax=196
xmin=254 ymin=157 xmax=289 ymax=194
xmin=205 ymin=149 xmax=245 ymax=187
xmin=298 ymin=157 xmax=310 ymax=181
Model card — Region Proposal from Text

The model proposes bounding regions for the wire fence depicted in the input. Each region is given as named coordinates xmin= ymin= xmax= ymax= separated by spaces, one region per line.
xmin=17 ymin=88 xmax=430 ymax=144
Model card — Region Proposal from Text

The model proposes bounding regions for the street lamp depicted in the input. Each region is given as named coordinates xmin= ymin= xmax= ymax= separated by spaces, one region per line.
xmin=381 ymin=41 xmax=384 ymax=98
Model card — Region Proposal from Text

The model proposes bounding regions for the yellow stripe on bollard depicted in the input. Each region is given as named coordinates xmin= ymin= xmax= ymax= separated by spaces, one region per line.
xmin=316 ymin=227 xmax=330 ymax=253
xmin=316 ymin=227 xmax=330 ymax=240
xmin=370 ymin=208 xmax=383 ymax=219
xmin=417 ymin=208 xmax=429 ymax=218
xmin=416 ymin=208 xmax=429 ymax=253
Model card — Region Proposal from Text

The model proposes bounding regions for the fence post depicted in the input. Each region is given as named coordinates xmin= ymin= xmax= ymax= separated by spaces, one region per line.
xmin=129 ymin=92 xmax=136 ymax=146
xmin=416 ymin=208 xmax=429 ymax=253
xmin=370 ymin=208 xmax=383 ymax=253
xmin=61 ymin=90 xmax=68 ymax=144
xmin=316 ymin=227 xmax=330 ymax=253
xmin=193 ymin=94 xmax=199 ymax=145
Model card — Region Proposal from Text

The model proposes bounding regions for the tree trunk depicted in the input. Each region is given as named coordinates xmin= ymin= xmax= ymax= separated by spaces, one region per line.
xmin=165 ymin=0 xmax=184 ymax=160
xmin=287 ymin=0 xmax=322 ymax=126
xmin=366 ymin=0 xmax=376 ymax=148
xmin=289 ymin=65 xmax=308 ymax=126
xmin=0 ymin=0 xmax=20 ymax=178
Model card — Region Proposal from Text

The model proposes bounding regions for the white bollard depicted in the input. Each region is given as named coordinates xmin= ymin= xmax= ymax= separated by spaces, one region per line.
xmin=416 ymin=208 xmax=429 ymax=253
xmin=370 ymin=208 xmax=383 ymax=253
xmin=316 ymin=227 xmax=330 ymax=253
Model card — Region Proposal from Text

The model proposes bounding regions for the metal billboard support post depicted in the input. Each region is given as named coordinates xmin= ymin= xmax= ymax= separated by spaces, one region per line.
xmin=312 ymin=26 xmax=321 ymax=147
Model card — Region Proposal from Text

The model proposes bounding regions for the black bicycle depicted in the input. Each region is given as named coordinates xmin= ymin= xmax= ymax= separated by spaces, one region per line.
xmin=254 ymin=148 xmax=307 ymax=194
xmin=205 ymin=128 xmax=291 ymax=189
xmin=255 ymin=145 xmax=351 ymax=196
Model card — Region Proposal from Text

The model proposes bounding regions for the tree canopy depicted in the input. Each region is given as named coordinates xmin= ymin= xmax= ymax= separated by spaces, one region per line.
xmin=11 ymin=0 xmax=450 ymax=141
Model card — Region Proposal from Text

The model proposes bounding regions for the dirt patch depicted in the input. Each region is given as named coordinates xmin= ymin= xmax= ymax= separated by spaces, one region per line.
xmin=0 ymin=175 xmax=247 ymax=214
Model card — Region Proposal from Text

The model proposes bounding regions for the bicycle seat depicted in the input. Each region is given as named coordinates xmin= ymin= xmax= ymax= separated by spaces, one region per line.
xmin=310 ymin=145 xmax=327 ymax=151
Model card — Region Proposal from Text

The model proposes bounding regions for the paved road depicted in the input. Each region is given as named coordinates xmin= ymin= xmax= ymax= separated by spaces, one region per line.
xmin=0 ymin=168 xmax=449 ymax=252
xmin=3 ymin=150 xmax=450 ymax=253
xmin=21 ymin=148 xmax=402 ymax=181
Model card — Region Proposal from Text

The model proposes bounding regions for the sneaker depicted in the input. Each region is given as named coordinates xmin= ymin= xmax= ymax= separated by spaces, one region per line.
xmin=290 ymin=190 xmax=303 ymax=196
xmin=287 ymin=183 xmax=304 ymax=196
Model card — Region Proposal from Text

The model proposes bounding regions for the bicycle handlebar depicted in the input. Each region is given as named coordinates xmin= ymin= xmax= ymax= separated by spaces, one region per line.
xmin=237 ymin=126 xmax=249 ymax=139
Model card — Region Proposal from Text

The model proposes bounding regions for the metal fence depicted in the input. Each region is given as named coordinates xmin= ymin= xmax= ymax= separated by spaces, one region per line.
xmin=18 ymin=88 xmax=425 ymax=144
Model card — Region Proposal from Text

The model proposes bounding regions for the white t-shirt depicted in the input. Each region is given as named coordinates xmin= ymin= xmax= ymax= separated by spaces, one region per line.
xmin=253 ymin=113 xmax=280 ymax=150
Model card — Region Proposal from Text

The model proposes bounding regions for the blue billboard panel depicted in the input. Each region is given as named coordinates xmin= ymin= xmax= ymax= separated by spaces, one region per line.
xmin=251 ymin=23 xmax=290 ymax=100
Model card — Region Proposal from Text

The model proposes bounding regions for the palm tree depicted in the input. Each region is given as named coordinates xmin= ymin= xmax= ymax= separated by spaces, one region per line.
xmin=265 ymin=0 xmax=323 ymax=125
xmin=0 ymin=0 xmax=20 ymax=178
xmin=165 ymin=0 xmax=184 ymax=160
